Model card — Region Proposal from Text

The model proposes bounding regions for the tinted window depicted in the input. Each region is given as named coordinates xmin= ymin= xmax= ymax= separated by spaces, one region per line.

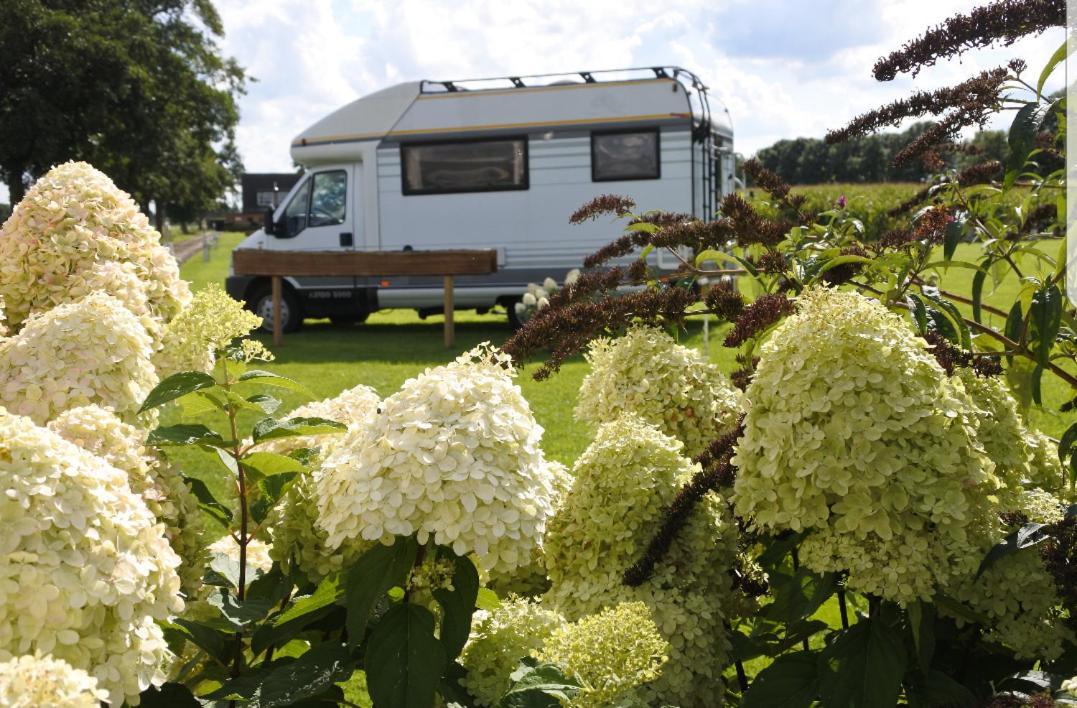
xmin=592 ymin=130 xmax=660 ymax=181
xmin=309 ymin=171 xmax=347 ymax=226
xmin=402 ymin=138 xmax=528 ymax=195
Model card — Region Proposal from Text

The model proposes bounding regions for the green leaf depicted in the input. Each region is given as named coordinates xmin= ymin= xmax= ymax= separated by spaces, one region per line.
xmin=476 ymin=587 xmax=501 ymax=612
xmin=252 ymin=416 xmax=347 ymax=444
xmin=923 ymin=670 xmax=977 ymax=707
xmin=741 ymin=651 xmax=819 ymax=708
xmin=184 ymin=476 xmax=233 ymax=524
xmin=364 ymin=604 xmax=447 ymax=708
xmin=239 ymin=369 xmax=315 ymax=397
xmin=345 ymin=536 xmax=419 ymax=646
xmin=1059 ymin=422 xmax=1077 ymax=470
xmin=1037 ymin=40 xmax=1069 ymax=98
xmin=207 ymin=586 xmax=278 ymax=629
xmin=205 ymin=642 xmax=355 ymax=706
xmin=906 ymin=293 xmax=930 ymax=335
xmin=760 ymin=566 xmax=835 ymax=625
xmin=1005 ymin=102 xmax=1040 ymax=189
xmin=252 ymin=573 xmax=344 ymax=655
xmin=139 ymin=371 xmax=217 ymax=412
xmin=248 ymin=393 xmax=282 ymax=415
xmin=921 ymin=288 xmax=971 ymax=349
xmin=497 ymin=662 xmax=582 ymax=708
xmin=1031 ymin=363 xmax=1045 ymax=406
xmin=147 ymin=424 xmax=226 ymax=448
xmin=971 ymin=266 xmax=988 ymax=324
xmin=433 ymin=551 xmax=480 ymax=661
xmin=137 ymin=683 xmax=201 ymax=707
xmin=907 ymin=601 xmax=935 ymax=673
xmin=243 ymin=451 xmax=307 ymax=477
xmin=942 ymin=217 xmax=964 ymax=262
xmin=976 ymin=522 xmax=1051 ymax=579
xmin=1004 ymin=302 xmax=1024 ymax=365
xmin=818 ymin=617 xmax=907 ymax=708
xmin=170 ymin=618 xmax=233 ymax=665
xmin=1028 ymin=285 xmax=1062 ymax=365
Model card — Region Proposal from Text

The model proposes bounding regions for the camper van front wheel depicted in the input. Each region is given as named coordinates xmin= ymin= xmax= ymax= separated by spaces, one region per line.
xmin=248 ymin=283 xmax=302 ymax=333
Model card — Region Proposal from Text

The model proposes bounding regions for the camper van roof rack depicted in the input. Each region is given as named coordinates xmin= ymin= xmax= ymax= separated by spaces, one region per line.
xmin=420 ymin=66 xmax=716 ymax=130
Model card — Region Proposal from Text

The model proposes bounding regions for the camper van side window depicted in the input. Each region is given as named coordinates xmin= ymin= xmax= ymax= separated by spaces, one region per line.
xmin=591 ymin=129 xmax=660 ymax=181
xmin=309 ymin=171 xmax=347 ymax=227
xmin=401 ymin=138 xmax=528 ymax=195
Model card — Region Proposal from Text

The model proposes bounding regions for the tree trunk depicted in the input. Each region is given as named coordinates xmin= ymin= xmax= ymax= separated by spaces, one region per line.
xmin=153 ymin=198 xmax=169 ymax=239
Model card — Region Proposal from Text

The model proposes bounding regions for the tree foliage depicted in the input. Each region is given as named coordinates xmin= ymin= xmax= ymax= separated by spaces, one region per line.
xmin=0 ymin=0 xmax=245 ymax=221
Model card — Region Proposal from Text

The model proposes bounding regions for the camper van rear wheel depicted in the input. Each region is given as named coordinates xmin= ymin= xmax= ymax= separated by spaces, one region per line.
xmin=248 ymin=283 xmax=302 ymax=333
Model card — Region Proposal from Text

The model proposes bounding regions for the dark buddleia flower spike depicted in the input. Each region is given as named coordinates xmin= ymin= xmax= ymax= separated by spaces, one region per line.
xmin=821 ymin=244 xmax=869 ymax=286
xmin=501 ymin=286 xmax=695 ymax=379
xmin=872 ymin=0 xmax=1062 ymax=80
xmin=623 ymin=419 xmax=745 ymax=587
xmin=923 ymin=330 xmax=1003 ymax=376
xmin=703 ymin=282 xmax=744 ymax=321
xmin=723 ymin=294 xmax=795 ymax=348
xmin=719 ymin=193 xmax=789 ymax=248
xmin=742 ymin=158 xmax=791 ymax=201
xmin=569 ymin=194 xmax=637 ymax=224
xmin=755 ymin=250 xmax=787 ymax=275
xmin=827 ymin=67 xmax=1010 ymax=144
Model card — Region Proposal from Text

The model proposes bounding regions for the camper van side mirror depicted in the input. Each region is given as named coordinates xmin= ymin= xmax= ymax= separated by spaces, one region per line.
xmin=263 ymin=207 xmax=276 ymax=236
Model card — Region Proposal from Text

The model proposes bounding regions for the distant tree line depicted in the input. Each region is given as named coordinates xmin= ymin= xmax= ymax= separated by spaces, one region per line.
xmin=751 ymin=123 xmax=1007 ymax=184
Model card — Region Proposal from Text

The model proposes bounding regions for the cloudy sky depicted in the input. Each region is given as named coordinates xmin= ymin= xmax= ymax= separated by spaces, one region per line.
xmin=215 ymin=0 xmax=1064 ymax=174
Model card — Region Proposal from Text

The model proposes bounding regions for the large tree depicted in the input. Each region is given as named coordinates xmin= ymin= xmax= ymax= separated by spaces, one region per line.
xmin=0 ymin=0 xmax=245 ymax=223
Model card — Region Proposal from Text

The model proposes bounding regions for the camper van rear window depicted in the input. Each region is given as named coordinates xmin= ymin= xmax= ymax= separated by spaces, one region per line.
xmin=401 ymin=138 xmax=529 ymax=195
xmin=591 ymin=129 xmax=660 ymax=181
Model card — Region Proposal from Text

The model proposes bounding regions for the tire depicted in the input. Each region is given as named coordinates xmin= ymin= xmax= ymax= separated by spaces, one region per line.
xmin=505 ymin=296 xmax=525 ymax=330
xmin=248 ymin=283 xmax=303 ymax=333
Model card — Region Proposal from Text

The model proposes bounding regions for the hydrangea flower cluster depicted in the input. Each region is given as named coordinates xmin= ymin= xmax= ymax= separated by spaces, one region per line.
xmin=46 ymin=406 xmax=206 ymax=595
xmin=537 ymin=601 xmax=669 ymax=708
xmin=0 ymin=653 xmax=108 ymax=707
xmin=316 ymin=345 xmax=559 ymax=575
xmin=575 ymin=325 xmax=742 ymax=457
xmin=0 ymin=408 xmax=183 ymax=705
xmin=0 ymin=295 xmax=7 ymax=337
xmin=486 ymin=460 xmax=572 ymax=598
xmin=544 ymin=414 xmax=737 ymax=707
xmin=0 ymin=293 xmax=158 ymax=426
xmin=460 ymin=597 xmax=566 ymax=705
xmin=153 ymin=285 xmax=264 ymax=377
xmin=1062 ymin=676 xmax=1077 ymax=697
xmin=946 ymin=549 xmax=1070 ymax=660
xmin=733 ymin=288 xmax=995 ymax=603
xmin=263 ymin=385 xmax=381 ymax=583
xmin=0 ymin=161 xmax=190 ymax=342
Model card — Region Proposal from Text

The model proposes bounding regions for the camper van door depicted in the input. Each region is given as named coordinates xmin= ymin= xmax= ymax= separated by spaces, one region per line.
xmin=270 ymin=165 xmax=356 ymax=251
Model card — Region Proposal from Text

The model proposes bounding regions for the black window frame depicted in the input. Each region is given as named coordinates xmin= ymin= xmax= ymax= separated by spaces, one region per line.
xmin=400 ymin=135 xmax=530 ymax=196
xmin=590 ymin=128 xmax=661 ymax=182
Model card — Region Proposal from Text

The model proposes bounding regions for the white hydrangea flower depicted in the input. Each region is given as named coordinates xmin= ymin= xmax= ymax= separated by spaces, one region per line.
xmin=1061 ymin=676 xmax=1077 ymax=697
xmin=0 ymin=653 xmax=108 ymax=708
xmin=153 ymin=286 xmax=264 ymax=377
xmin=0 ymin=295 xmax=8 ymax=338
xmin=0 ymin=161 xmax=190 ymax=343
xmin=47 ymin=406 xmax=206 ymax=596
xmin=564 ymin=269 xmax=581 ymax=286
xmin=207 ymin=536 xmax=274 ymax=576
xmin=0 ymin=293 xmax=158 ymax=426
xmin=460 ymin=598 xmax=566 ymax=706
xmin=576 ymin=325 xmax=742 ymax=457
xmin=262 ymin=385 xmax=381 ymax=583
xmin=315 ymin=344 xmax=558 ymax=575
xmin=542 ymin=277 xmax=558 ymax=292
xmin=522 ymin=292 xmax=537 ymax=307
xmin=0 ymin=407 xmax=183 ymax=706
xmin=545 ymin=414 xmax=737 ymax=707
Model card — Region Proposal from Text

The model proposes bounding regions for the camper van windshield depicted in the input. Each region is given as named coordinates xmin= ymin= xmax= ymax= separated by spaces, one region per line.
xmin=401 ymin=138 xmax=528 ymax=195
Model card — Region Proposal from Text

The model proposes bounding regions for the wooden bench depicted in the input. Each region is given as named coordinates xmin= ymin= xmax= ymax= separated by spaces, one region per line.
xmin=232 ymin=249 xmax=499 ymax=348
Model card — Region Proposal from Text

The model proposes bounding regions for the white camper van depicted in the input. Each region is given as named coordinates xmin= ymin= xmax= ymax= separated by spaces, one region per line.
xmin=226 ymin=66 xmax=734 ymax=330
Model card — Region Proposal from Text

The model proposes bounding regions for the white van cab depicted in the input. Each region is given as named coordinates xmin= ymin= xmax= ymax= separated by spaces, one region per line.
xmin=226 ymin=66 xmax=734 ymax=330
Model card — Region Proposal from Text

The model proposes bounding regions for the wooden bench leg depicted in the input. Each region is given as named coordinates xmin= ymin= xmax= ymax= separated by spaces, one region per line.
xmin=443 ymin=275 xmax=454 ymax=349
xmin=272 ymin=275 xmax=283 ymax=347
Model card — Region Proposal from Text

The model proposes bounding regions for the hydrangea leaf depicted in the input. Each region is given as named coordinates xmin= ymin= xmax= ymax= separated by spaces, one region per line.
xmin=205 ymin=641 xmax=355 ymax=706
xmin=139 ymin=371 xmax=217 ymax=412
xmin=345 ymin=536 xmax=419 ymax=646
xmin=740 ymin=651 xmax=819 ymax=708
xmin=364 ymin=604 xmax=447 ymax=708
xmin=433 ymin=551 xmax=480 ymax=661
xmin=818 ymin=618 xmax=907 ymax=708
